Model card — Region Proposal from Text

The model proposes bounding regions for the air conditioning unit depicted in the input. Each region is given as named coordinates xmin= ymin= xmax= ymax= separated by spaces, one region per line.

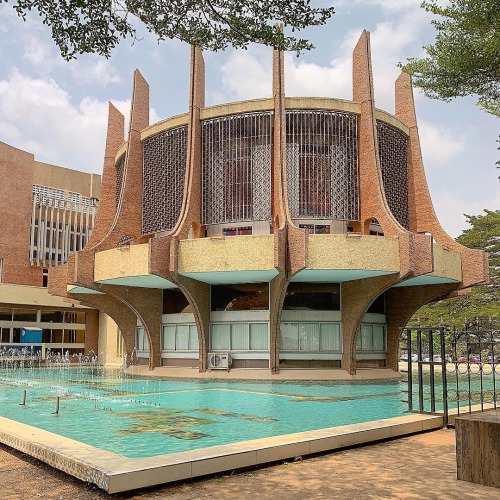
xmin=207 ymin=352 xmax=232 ymax=370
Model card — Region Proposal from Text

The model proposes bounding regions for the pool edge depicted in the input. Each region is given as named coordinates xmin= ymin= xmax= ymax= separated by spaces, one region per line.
xmin=0 ymin=413 xmax=443 ymax=494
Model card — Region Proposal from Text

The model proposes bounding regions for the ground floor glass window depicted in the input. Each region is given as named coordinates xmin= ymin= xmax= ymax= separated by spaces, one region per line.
xmin=162 ymin=324 xmax=198 ymax=351
xmin=136 ymin=327 xmax=149 ymax=351
xmin=280 ymin=322 xmax=341 ymax=352
xmin=356 ymin=324 xmax=386 ymax=351
xmin=211 ymin=322 xmax=268 ymax=351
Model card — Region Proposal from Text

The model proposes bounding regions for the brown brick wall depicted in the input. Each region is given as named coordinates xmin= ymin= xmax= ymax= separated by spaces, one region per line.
xmin=0 ymin=142 xmax=41 ymax=286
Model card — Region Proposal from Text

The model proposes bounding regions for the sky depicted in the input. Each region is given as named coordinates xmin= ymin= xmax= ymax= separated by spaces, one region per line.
xmin=0 ymin=0 xmax=498 ymax=237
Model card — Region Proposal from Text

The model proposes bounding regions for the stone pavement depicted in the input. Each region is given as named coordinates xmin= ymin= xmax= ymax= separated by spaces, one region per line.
xmin=0 ymin=429 xmax=498 ymax=499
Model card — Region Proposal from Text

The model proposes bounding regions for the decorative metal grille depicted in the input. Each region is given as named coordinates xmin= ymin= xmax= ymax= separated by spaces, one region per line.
xmin=142 ymin=126 xmax=188 ymax=234
xmin=29 ymin=190 xmax=98 ymax=267
xmin=115 ymin=153 xmax=126 ymax=209
xmin=376 ymin=121 xmax=409 ymax=229
xmin=202 ymin=112 xmax=272 ymax=225
xmin=285 ymin=110 xmax=359 ymax=220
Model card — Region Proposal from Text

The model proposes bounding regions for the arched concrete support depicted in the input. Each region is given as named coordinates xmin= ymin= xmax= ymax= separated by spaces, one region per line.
xmin=341 ymin=273 xmax=400 ymax=375
xmin=151 ymin=234 xmax=210 ymax=373
xmin=48 ymin=258 xmax=143 ymax=361
xmin=147 ymin=47 xmax=208 ymax=371
xmin=84 ymin=309 xmax=100 ymax=355
xmin=100 ymin=285 xmax=162 ymax=371
xmin=269 ymin=272 xmax=288 ymax=373
xmin=67 ymin=292 xmax=138 ymax=359
xmin=175 ymin=275 xmax=211 ymax=372
xmin=269 ymin=226 xmax=308 ymax=372
xmin=269 ymin=226 xmax=287 ymax=373
xmin=385 ymin=283 xmax=459 ymax=370
xmin=269 ymin=44 xmax=309 ymax=373
xmin=395 ymin=72 xmax=488 ymax=288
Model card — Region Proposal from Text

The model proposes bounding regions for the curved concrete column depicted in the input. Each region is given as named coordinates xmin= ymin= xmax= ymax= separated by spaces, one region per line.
xmin=175 ymin=275 xmax=211 ymax=372
xmin=97 ymin=70 xmax=150 ymax=249
xmin=100 ymin=285 xmax=162 ymax=370
xmin=148 ymin=47 xmax=210 ymax=370
xmin=87 ymin=103 xmax=125 ymax=248
xmin=67 ymin=292 xmax=138 ymax=358
xmin=353 ymin=31 xmax=405 ymax=240
xmin=269 ymin=44 xmax=308 ymax=373
xmin=169 ymin=45 xmax=205 ymax=241
xmin=341 ymin=273 xmax=400 ymax=375
xmin=385 ymin=282 xmax=459 ymax=370
xmin=395 ymin=72 xmax=489 ymax=289
xmin=352 ymin=31 xmax=434 ymax=281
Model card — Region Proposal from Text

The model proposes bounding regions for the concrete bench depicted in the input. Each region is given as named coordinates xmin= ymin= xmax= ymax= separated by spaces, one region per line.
xmin=455 ymin=410 xmax=500 ymax=488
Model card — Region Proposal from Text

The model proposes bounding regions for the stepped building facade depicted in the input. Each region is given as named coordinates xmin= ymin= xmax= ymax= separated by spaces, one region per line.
xmin=0 ymin=141 xmax=104 ymax=357
xmin=49 ymin=31 xmax=488 ymax=374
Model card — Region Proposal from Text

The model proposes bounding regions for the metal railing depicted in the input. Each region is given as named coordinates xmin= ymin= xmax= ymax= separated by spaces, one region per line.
xmin=401 ymin=320 xmax=499 ymax=426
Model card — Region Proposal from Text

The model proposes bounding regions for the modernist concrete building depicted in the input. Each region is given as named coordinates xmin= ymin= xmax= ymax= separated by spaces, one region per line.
xmin=0 ymin=140 xmax=106 ymax=357
xmin=49 ymin=31 xmax=488 ymax=374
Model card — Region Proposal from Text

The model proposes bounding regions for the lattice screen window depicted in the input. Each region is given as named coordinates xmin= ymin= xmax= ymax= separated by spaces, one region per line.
xmin=142 ymin=126 xmax=188 ymax=234
xmin=376 ymin=121 xmax=409 ymax=230
xmin=285 ymin=110 xmax=359 ymax=221
xmin=33 ymin=185 xmax=65 ymax=208
xmin=115 ymin=154 xmax=126 ymax=209
xmin=30 ymin=186 xmax=98 ymax=267
xmin=202 ymin=112 xmax=272 ymax=225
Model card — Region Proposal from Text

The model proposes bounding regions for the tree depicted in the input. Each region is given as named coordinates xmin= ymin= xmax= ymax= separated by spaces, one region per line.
xmin=401 ymin=0 xmax=500 ymax=117
xmin=411 ymin=209 xmax=500 ymax=326
xmin=2 ymin=0 xmax=335 ymax=60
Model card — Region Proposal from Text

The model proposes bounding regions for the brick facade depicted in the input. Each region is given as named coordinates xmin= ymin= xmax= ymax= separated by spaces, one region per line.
xmin=48 ymin=31 xmax=488 ymax=375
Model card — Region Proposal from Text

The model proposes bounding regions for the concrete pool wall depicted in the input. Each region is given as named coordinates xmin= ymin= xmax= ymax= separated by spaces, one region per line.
xmin=0 ymin=413 xmax=443 ymax=493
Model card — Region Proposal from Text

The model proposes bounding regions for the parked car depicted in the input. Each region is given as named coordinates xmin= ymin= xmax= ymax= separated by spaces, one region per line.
xmin=399 ymin=354 xmax=418 ymax=362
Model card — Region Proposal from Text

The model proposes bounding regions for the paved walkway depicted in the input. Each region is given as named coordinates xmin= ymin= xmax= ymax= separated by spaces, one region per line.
xmin=0 ymin=429 xmax=497 ymax=499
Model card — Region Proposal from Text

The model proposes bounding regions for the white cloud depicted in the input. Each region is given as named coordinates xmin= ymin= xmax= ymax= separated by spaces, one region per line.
xmin=0 ymin=70 xmax=108 ymax=172
xmin=419 ymin=120 xmax=465 ymax=165
xmin=24 ymin=36 xmax=56 ymax=67
xmin=215 ymin=46 xmax=272 ymax=103
xmin=70 ymin=59 xmax=122 ymax=86
xmin=432 ymin=184 xmax=500 ymax=237
xmin=23 ymin=35 xmax=122 ymax=86
xmin=0 ymin=70 xmax=158 ymax=173
xmin=336 ymin=0 xmax=421 ymax=13
xmin=214 ymin=9 xmax=428 ymax=111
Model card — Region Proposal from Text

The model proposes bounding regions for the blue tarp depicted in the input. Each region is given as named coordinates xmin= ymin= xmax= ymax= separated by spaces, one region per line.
xmin=20 ymin=328 xmax=42 ymax=343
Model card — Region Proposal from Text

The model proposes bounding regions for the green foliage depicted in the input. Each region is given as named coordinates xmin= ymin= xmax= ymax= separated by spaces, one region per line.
xmin=2 ymin=0 xmax=335 ymax=60
xmin=411 ymin=210 xmax=500 ymax=326
xmin=401 ymin=0 xmax=500 ymax=116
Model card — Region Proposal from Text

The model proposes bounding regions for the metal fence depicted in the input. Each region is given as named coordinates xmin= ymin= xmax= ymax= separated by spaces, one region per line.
xmin=401 ymin=321 xmax=499 ymax=425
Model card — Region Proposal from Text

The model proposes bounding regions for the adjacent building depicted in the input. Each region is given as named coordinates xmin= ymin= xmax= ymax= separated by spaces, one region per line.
xmin=49 ymin=31 xmax=489 ymax=374
xmin=0 ymin=140 xmax=104 ymax=358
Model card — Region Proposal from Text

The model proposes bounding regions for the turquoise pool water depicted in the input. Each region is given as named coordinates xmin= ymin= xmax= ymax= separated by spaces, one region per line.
xmin=0 ymin=368 xmax=408 ymax=458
